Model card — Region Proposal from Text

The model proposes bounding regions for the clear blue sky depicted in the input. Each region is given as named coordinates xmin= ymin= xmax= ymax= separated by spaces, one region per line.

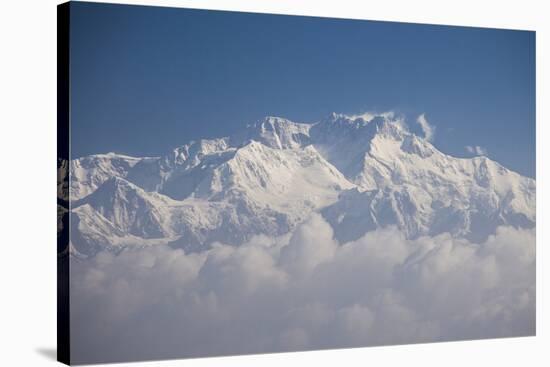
xmin=69 ymin=2 xmax=535 ymax=177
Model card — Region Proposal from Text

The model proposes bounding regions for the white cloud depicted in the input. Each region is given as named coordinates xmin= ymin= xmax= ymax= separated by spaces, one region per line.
xmin=279 ymin=214 xmax=337 ymax=276
xmin=465 ymin=145 xmax=488 ymax=156
xmin=347 ymin=112 xmax=376 ymax=122
xmin=344 ymin=111 xmax=395 ymax=122
xmin=70 ymin=216 xmax=535 ymax=364
xmin=416 ymin=113 xmax=435 ymax=142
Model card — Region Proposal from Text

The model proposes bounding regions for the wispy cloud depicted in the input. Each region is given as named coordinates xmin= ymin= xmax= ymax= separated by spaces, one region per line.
xmin=344 ymin=111 xmax=395 ymax=122
xmin=465 ymin=145 xmax=488 ymax=156
xmin=416 ymin=114 xmax=435 ymax=142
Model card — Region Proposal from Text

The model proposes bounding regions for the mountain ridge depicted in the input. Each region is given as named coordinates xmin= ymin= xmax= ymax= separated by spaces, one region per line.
xmin=63 ymin=112 xmax=535 ymax=256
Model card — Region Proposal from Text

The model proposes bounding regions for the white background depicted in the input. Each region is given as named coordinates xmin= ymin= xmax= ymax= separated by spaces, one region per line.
xmin=0 ymin=0 xmax=547 ymax=365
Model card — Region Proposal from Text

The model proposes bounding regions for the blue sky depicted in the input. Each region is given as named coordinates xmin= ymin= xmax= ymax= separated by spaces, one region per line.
xmin=70 ymin=2 xmax=535 ymax=177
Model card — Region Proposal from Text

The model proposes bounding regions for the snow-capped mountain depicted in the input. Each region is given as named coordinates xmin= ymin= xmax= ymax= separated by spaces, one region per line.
xmin=64 ymin=113 xmax=535 ymax=256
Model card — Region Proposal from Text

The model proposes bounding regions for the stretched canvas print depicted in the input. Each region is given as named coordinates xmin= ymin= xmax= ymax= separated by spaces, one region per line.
xmin=57 ymin=1 xmax=536 ymax=365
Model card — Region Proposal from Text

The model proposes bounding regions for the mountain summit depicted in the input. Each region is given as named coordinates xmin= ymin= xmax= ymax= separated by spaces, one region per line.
xmin=64 ymin=113 xmax=535 ymax=256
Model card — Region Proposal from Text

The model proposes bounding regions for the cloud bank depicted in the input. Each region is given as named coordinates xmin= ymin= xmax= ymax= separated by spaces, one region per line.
xmin=70 ymin=214 xmax=535 ymax=364
xmin=416 ymin=114 xmax=435 ymax=142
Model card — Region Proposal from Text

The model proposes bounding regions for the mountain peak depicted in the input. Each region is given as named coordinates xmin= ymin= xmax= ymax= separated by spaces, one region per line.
xmin=400 ymin=134 xmax=435 ymax=158
xmin=312 ymin=111 xmax=407 ymax=148
xmin=261 ymin=115 xmax=292 ymax=125
xmin=324 ymin=111 xmax=396 ymax=125
xmin=85 ymin=176 xmax=146 ymax=204
xmin=236 ymin=115 xmax=311 ymax=150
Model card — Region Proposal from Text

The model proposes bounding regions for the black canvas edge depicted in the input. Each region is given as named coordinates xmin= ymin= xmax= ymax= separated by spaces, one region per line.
xmin=57 ymin=2 xmax=71 ymax=365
